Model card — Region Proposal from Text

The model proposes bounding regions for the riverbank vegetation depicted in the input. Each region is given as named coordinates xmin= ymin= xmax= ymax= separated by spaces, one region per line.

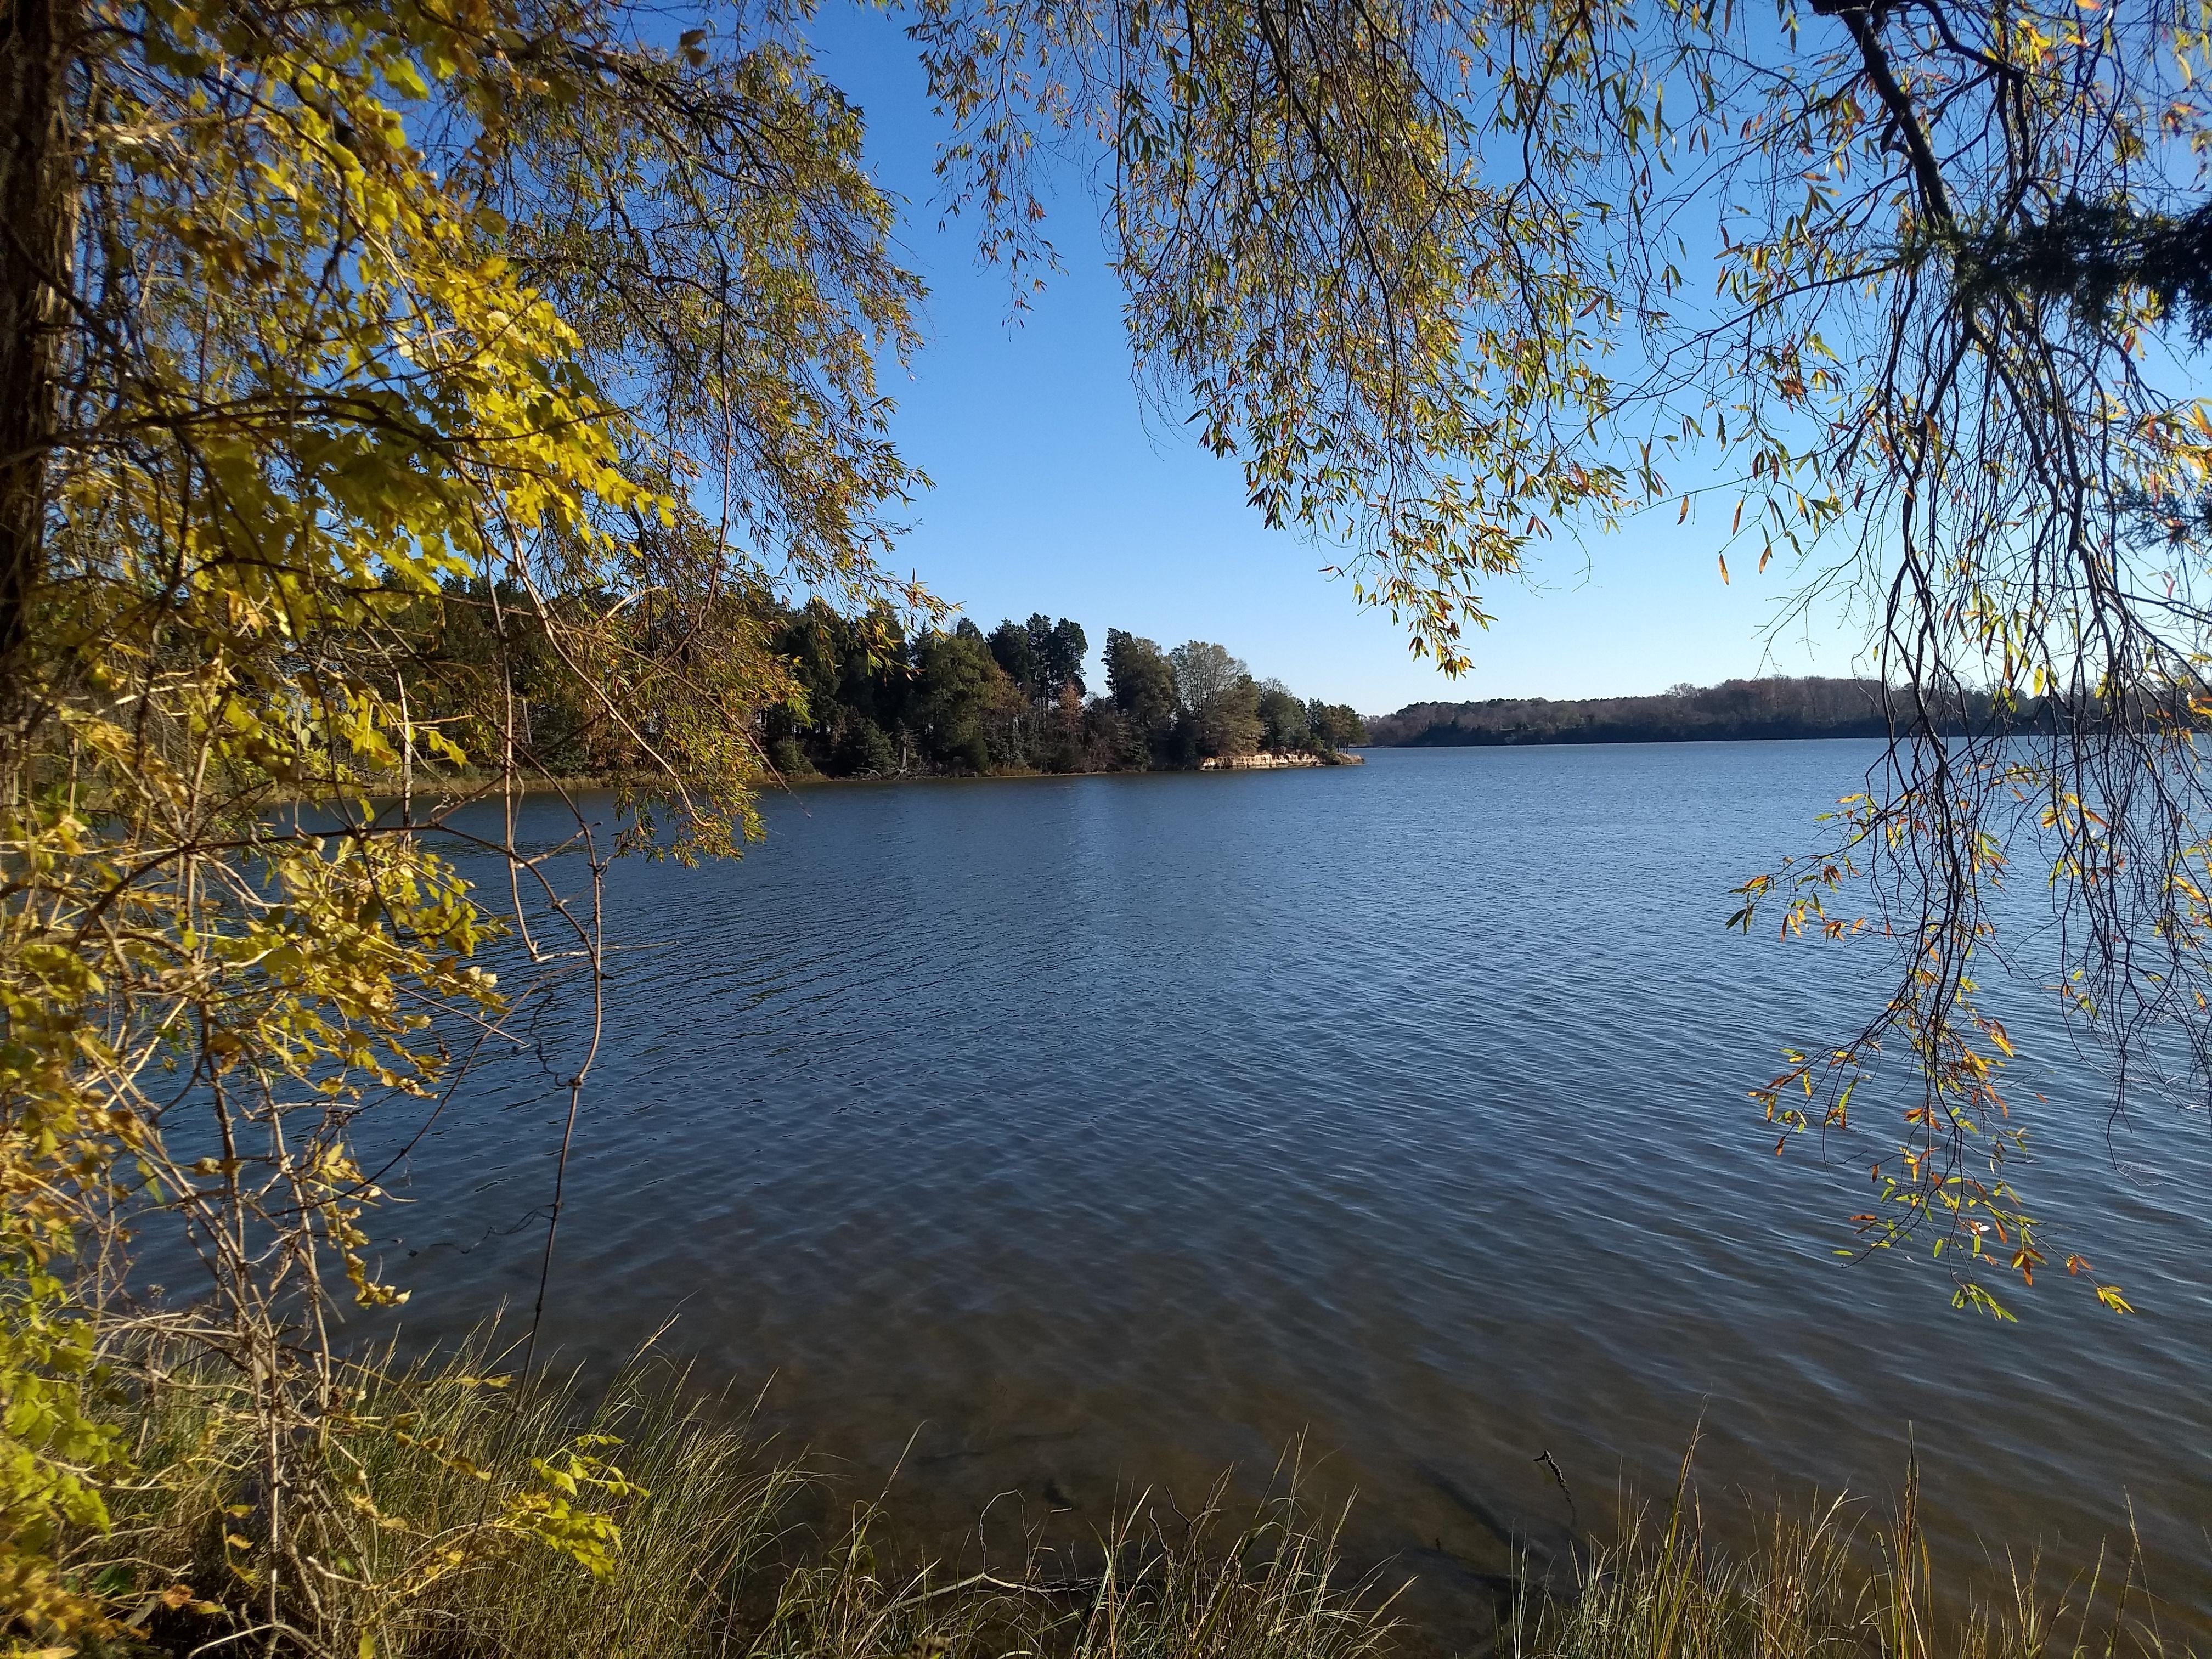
xmin=325 ymin=583 xmax=1369 ymax=787
xmin=72 ymin=1344 xmax=2179 ymax=1659
xmin=760 ymin=605 xmax=1367 ymax=777
xmin=79 ymin=1337 xmax=1398 ymax=1659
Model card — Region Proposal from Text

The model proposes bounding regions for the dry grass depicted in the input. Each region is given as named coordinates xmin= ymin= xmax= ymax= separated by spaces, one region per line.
xmin=72 ymin=1338 xmax=1402 ymax=1659
xmin=1508 ymin=1443 xmax=2182 ymax=1659
xmin=67 ymin=1350 xmax=2191 ymax=1659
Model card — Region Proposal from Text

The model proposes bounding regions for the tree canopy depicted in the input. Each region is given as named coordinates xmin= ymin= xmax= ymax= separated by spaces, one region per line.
xmin=0 ymin=0 xmax=931 ymax=1630
xmin=764 ymin=605 xmax=1363 ymax=776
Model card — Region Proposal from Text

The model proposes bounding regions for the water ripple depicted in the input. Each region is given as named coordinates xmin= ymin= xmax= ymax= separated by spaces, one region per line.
xmin=366 ymin=746 xmax=2212 ymax=1643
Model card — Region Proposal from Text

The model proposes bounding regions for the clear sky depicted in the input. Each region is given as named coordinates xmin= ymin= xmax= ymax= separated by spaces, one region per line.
xmin=805 ymin=7 xmax=1868 ymax=716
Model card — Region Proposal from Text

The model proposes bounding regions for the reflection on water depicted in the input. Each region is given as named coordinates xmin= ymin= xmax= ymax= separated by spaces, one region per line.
xmin=364 ymin=744 xmax=2212 ymax=1641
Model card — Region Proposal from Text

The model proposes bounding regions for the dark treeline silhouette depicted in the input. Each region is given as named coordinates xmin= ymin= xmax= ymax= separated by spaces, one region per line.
xmin=1367 ymin=677 xmax=2006 ymax=747
xmin=763 ymin=602 xmax=1369 ymax=778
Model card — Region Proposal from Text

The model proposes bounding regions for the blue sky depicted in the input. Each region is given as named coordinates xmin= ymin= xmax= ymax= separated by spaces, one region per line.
xmin=805 ymin=7 xmax=1865 ymax=715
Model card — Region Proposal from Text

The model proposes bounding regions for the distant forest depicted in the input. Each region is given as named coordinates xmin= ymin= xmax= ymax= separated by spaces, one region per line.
xmin=1365 ymin=677 xmax=1998 ymax=747
xmin=764 ymin=603 xmax=1369 ymax=778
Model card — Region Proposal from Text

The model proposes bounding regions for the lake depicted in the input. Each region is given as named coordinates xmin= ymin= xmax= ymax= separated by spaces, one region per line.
xmin=371 ymin=743 xmax=2212 ymax=1640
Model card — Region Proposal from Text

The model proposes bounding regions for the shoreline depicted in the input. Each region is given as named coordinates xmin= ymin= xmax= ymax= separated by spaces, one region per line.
xmin=1198 ymin=750 xmax=1364 ymax=770
xmin=99 ymin=1338 xmax=2194 ymax=1659
xmin=272 ymin=751 xmax=1370 ymax=806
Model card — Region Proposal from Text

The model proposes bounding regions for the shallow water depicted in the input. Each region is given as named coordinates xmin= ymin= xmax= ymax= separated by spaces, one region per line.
xmin=367 ymin=744 xmax=2212 ymax=1639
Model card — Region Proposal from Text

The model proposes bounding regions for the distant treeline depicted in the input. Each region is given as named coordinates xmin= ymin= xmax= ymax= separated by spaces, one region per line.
xmin=1366 ymin=677 xmax=1995 ymax=747
xmin=765 ymin=603 xmax=1369 ymax=778
xmin=345 ymin=583 xmax=1368 ymax=786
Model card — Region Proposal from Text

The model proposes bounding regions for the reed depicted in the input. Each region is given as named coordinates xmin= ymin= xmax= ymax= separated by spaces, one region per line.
xmin=70 ymin=1347 xmax=2188 ymax=1659
xmin=74 ymin=1337 xmax=1401 ymax=1659
xmin=1508 ymin=1444 xmax=2179 ymax=1659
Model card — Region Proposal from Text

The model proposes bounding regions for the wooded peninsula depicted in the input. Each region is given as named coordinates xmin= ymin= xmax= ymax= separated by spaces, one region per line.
xmin=760 ymin=604 xmax=1369 ymax=778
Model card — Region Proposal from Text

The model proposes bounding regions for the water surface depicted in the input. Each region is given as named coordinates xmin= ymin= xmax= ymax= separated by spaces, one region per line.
xmin=374 ymin=744 xmax=2212 ymax=1638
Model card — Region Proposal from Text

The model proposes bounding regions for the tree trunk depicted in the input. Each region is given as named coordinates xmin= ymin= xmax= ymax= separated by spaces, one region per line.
xmin=0 ymin=0 xmax=75 ymax=685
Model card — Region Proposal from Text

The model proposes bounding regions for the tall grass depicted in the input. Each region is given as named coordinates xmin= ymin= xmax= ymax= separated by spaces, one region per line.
xmin=70 ymin=1348 xmax=2191 ymax=1659
xmin=75 ymin=1339 xmax=1401 ymax=1659
xmin=1509 ymin=1442 xmax=2180 ymax=1659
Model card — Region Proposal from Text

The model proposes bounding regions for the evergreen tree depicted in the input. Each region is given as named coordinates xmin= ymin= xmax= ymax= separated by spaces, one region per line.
xmin=989 ymin=619 xmax=1037 ymax=696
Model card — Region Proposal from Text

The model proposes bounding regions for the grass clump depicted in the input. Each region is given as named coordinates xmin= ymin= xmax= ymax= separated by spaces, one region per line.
xmin=69 ymin=1339 xmax=1401 ymax=1659
xmin=1510 ymin=1445 xmax=2182 ymax=1659
xmin=59 ymin=1348 xmax=2194 ymax=1659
